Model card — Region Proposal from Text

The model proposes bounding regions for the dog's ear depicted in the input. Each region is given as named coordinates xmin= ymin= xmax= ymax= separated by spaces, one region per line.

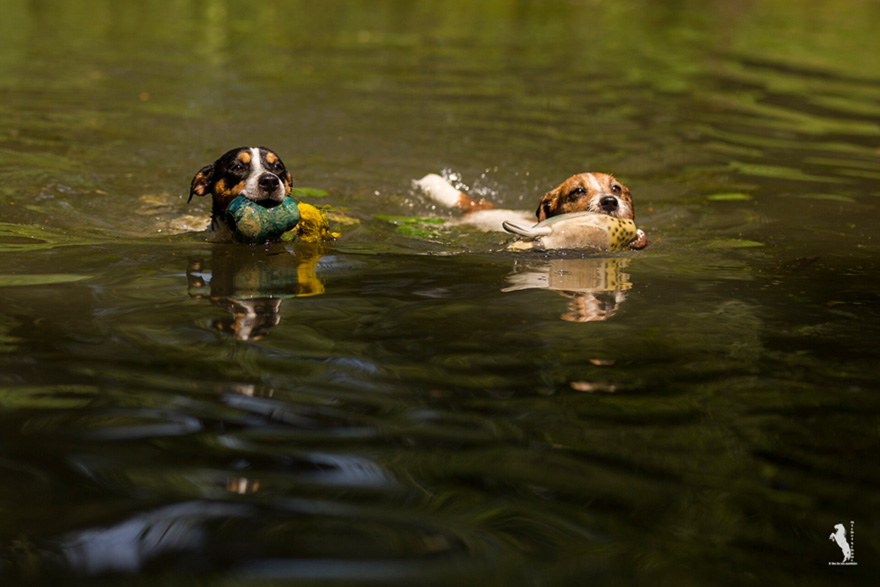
xmin=188 ymin=164 xmax=215 ymax=203
xmin=535 ymin=187 xmax=560 ymax=221
xmin=283 ymin=170 xmax=293 ymax=195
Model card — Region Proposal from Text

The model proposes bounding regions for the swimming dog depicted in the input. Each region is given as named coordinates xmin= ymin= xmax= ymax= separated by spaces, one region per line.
xmin=416 ymin=172 xmax=648 ymax=249
xmin=188 ymin=147 xmax=294 ymax=235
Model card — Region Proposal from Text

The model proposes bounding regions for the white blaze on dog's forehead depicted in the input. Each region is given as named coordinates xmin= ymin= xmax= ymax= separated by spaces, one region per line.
xmin=250 ymin=148 xmax=265 ymax=174
xmin=242 ymin=147 xmax=269 ymax=199
xmin=585 ymin=173 xmax=603 ymax=193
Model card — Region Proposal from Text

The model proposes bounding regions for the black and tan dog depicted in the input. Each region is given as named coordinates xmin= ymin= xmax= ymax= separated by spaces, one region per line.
xmin=189 ymin=146 xmax=294 ymax=234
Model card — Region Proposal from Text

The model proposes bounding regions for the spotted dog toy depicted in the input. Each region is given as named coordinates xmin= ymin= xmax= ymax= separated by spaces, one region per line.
xmin=503 ymin=212 xmax=639 ymax=252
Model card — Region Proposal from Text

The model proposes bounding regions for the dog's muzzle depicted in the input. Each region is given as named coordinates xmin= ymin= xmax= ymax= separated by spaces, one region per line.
xmin=259 ymin=173 xmax=280 ymax=193
xmin=249 ymin=173 xmax=286 ymax=207
xmin=599 ymin=195 xmax=619 ymax=214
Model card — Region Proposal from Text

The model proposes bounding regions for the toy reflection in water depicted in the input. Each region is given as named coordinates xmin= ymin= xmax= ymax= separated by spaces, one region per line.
xmin=187 ymin=244 xmax=325 ymax=340
xmin=503 ymin=257 xmax=632 ymax=322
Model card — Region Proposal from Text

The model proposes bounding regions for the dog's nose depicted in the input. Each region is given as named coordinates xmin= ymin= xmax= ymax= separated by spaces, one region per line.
xmin=258 ymin=173 xmax=280 ymax=192
xmin=599 ymin=196 xmax=619 ymax=212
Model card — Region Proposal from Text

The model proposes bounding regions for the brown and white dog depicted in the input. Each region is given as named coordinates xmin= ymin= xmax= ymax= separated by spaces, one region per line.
xmin=416 ymin=172 xmax=648 ymax=249
xmin=188 ymin=146 xmax=294 ymax=233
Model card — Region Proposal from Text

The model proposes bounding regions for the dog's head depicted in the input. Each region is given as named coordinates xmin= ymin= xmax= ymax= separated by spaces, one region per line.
xmin=189 ymin=147 xmax=293 ymax=229
xmin=536 ymin=173 xmax=635 ymax=222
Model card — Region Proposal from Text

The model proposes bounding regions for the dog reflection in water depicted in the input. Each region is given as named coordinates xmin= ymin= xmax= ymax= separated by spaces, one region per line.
xmin=504 ymin=257 xmax=632 ymax=322
xmin=187 ymin=244 xmax=325 ymax=340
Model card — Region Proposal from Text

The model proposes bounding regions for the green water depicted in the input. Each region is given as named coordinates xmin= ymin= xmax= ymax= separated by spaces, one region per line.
xmin=1 ymin=1 xmax=878 ymax=585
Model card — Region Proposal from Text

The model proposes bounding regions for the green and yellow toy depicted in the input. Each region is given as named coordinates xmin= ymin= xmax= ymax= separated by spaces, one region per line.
xmin=292 ymin=202 xmax=340 ymax=243
xmin=224 ymin=196 xmax=339 ymax=244
xmin=224 ymin=196 xmax=301 ymax=244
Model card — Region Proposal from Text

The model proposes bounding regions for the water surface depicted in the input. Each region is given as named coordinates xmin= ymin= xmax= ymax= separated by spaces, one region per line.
xmin=0 ymin=1 xmax=878 ymax=585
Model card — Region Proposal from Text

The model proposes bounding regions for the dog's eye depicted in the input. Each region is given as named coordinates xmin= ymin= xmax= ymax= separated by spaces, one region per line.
xmin=270 ymin=161 xmax=284 ymax=173
xmin=611 ymin=184 xmax=622 ymax=196
xmin=230 ymin=162 xmax=245 ymax=173
xmin=569 ymin=187 xmax=587 ymax=197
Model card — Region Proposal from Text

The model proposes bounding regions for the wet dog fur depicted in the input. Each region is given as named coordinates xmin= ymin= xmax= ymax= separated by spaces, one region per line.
xmin=421 ymin=172 xmax=647 ymax=249
xmin=188 ymin=147 xmax=294 ymax=234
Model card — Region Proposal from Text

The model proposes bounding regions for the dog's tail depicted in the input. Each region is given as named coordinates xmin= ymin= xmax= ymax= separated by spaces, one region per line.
xmin=414 ymin=173 xmax=496 ymax=213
